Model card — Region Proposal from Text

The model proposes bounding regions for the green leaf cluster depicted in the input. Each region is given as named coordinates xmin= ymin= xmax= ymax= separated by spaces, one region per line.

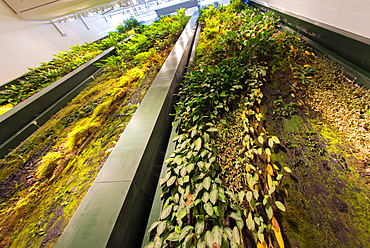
xmin=147 ymin=2 xmax=292 ymax=248
xmin=109 ymin=10 xmax=190 ymax=69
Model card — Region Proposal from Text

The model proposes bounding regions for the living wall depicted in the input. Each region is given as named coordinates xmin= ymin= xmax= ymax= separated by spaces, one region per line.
xmin=0 ymin=11 xmax=190 ymax=248
xmin=146 ymin=1 xmax=370 ymax=248
xmin=0 ymin=18 xmax=142 ymax=115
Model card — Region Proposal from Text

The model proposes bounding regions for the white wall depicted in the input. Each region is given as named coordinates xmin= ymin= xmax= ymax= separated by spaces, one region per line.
xmin=254 ymin=0 xmax=370 ymax=39
xmin=0 ymin=1 xmax=125 ymax=85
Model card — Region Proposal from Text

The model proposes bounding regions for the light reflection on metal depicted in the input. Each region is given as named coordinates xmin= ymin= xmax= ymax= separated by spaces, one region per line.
xmin=50 ymin=20 xmax=67 ymax=37
xmin=53 ymin=0 xmax=138 ymax=24
xmin=79 ymin=16 xmax=90 ymax=30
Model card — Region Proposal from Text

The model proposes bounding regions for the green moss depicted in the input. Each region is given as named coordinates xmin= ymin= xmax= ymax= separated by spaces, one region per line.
xmin=263 ymin=65 xmax=370 ymax=248
xmin=36 ymin=152 xmax=63 ymax=179
xmin=282 ymin=115 xmax=305 ymax=135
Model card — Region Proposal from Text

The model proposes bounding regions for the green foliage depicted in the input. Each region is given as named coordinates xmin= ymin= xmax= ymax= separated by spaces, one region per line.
xmin=147 ymin=3 xmax=290 ymax=247
xmin=102 ymin=11 xmax=190 ymax=70
xmin=273 ymin=99 xmax=297 ymax=118
xmin=0 ymin=11 xmax=191 ymax=248
xmin=116 ymin=17 xmax=144 ymax=33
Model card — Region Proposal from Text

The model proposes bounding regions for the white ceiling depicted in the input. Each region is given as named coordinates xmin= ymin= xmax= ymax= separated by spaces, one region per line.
xmin=3 ymin=0 xmax=125 ymax=20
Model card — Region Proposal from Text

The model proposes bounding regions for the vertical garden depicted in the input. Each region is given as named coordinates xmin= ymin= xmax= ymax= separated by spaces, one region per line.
xmin=1 ymin=1 xmax=369 ymax=247
xmin=146 ymin=1 xmax=370 ymax=248
xmin=0 ymin=11 xmax=190 ymax=247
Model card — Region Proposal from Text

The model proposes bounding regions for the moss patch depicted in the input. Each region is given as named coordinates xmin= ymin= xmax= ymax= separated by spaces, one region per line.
xmin=262 ymin=59 xmax=370 ymax=247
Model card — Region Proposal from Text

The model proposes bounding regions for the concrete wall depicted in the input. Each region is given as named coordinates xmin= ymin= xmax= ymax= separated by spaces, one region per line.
xmin=0 ymin=1 xmax=124 ymax=85
xmin=253 ymin=0 xmax=370 ymax=39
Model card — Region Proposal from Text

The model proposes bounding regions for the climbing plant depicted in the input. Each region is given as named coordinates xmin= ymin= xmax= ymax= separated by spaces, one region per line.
xmin=146 ymin=2 xmax=291 ymax=247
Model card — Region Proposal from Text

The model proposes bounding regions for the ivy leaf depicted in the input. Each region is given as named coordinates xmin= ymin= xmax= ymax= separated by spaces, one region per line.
xmin=229 ymin=212 xmax=242 ymax=222
xmin=236 ymin=220 xmax=244 ymax=230
xmin=213 ymin=206 xmax=224 ymax=217
xmin=203 ymin=132 xmax=210 ymax=143
xmin=210 ymin=188 xmax=218 ymax=204
xmin=195 ymin=219 xmax=205 ymax=235
xmin=153 ymin=234 xmax=163 ymax=248
xmin=257 ymin=148 xmax=263 ymax=155
xmin=160 ymin=205 xmax=172 ymax=220
xmin=197 ymin=239 xmax=206 ymax=248
xmin=195 ymin=137 xmax=202 ymax=151
xmin=258 ymin=135 xmax=264 ymax=144
xmin=271 ymin=136 xmax=280 ymax=144
xmin=147 ymin=221 xmax=161 ymax=233
xmin=186 ymin=163 xmax=195 ymax=173
xmin=246 ymin=191 xmax=253 ymax=202
xmin=180 ymin=225 xmax=194 ymax=241
xmin=177 ymin=207 xmax=187 ymax=220
xmin=191 ymin=126 xmax=197 ymax=138
xmin=183 ymin=233 xmax=193 ymax=247
xmin=167 ymin=176 xmax=176 ymax=187
xmin=232 ymin=226 xmax=240 ymax=245
xmin=200 ymin=149 xmax=208 ymax=158
xmin=163 ymin=157 xmax=174 ymax=164
xmin=225 ymin=190 xmax=237 ymax=201
xmin=166 ymin=232 xmax=180 ymax=242
xmin=275 ymin=201 xmax=286 ymax=212
xmin=183 ymin=175 xmax=190 ymax=183
xmin=258 ymin=230 xmax=265 ymax=243
xmin=212 ymin=226 xmax=223 ymax=247
xmin=246 ymin=212 xmax=255 ymax=231
xmin=223 ymin=227 xmax=233 ymax=240
xmin=254 ymin=216 xmax=262 ymax=226
xmin=265 ymin=147 xmax=271 ymax=156
xmin=268 ymin=138 xmax=274 ymax=148
xmin=204 ymin=202 xmax=214 ymax=216
xmin=253 ymin=189 xmax=259 ymax=200
xmin=232 ymin=85 xmax=243 ymax=89
xmin=267 ymin=174 xmax=273 ymax=188
xmin=203 ymin=176 xmax=211 ymax=190
xmin=238 ymin=191 xmax=245 ymax=203
xmin=206 ymin=127 xmax=218 ymax=132
xmin=218 ymin=192 xmax=227 ymax=203
xmin=174 ymin=155 xmax=183 ymax=165
xmin=265 ymin=204 xmax=273 ymax=219
xmin=159 ymin=171 xmax=172 ymax=185
xmin=268 ymin=185 xmax=276 ymax=195
xmin=178 ymin=177 xmax=184 ymax=186
xmin=157 ymin=221 xmax=167 ymax=236
xmin=205 ymin=231 xmax=214 ymax=248
xmin=202 ymin=191 xmax=210 ymax=203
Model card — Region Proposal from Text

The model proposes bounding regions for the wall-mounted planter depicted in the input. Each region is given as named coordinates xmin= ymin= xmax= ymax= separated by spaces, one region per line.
xmin=0 ymin=47 xmax=115 ymax=158
xmin=54 ymin=12 xmax=199 ymax=248
xmin=141 ymin=23 xmax=201 ymax=247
